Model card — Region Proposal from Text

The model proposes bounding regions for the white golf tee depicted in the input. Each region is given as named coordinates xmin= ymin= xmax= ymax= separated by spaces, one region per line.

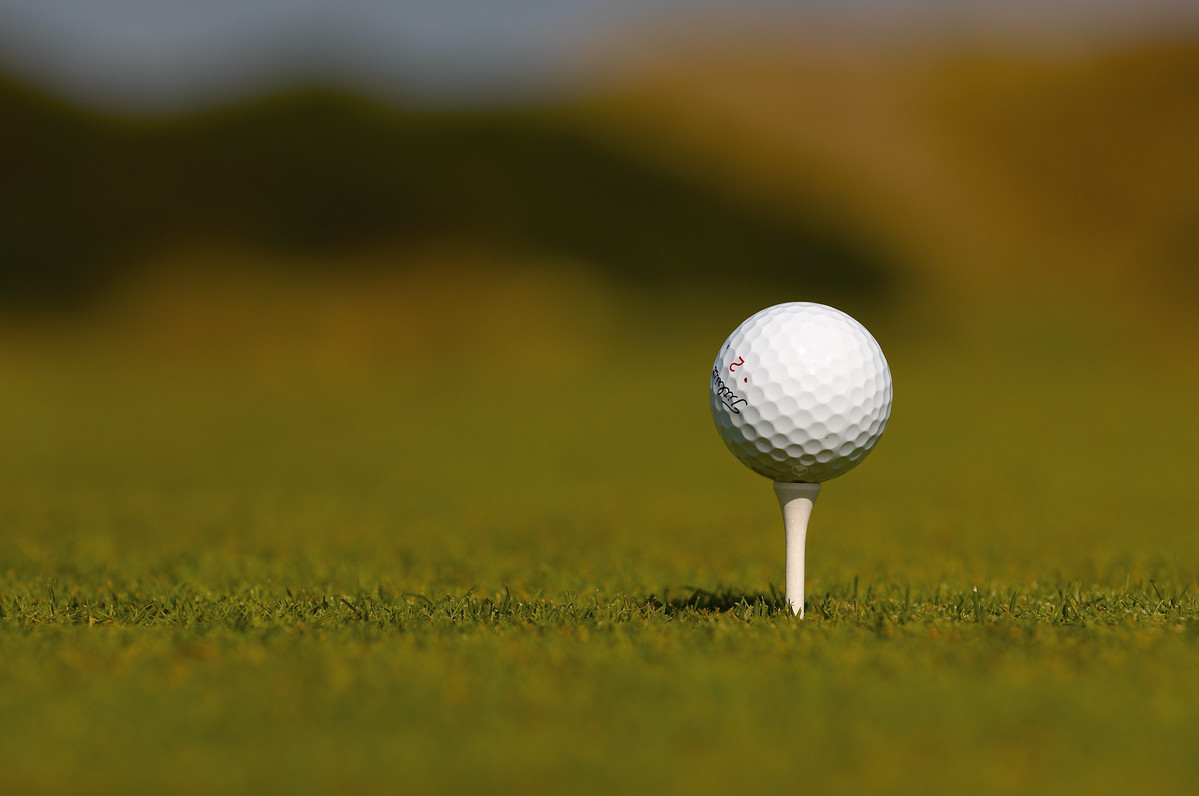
xmin=773 ymin=481 xmax=821 ymax=617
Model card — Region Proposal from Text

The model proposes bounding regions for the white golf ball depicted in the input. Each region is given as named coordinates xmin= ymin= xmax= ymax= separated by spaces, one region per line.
xmin=710 ymin=302 xmax=892 ymax=483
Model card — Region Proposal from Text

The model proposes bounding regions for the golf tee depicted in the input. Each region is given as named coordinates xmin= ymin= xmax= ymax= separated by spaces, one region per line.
xmin=773 ymin=481 xmax=821 ymax=617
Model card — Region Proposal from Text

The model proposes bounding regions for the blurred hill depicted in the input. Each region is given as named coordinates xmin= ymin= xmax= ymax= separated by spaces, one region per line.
xmin=0 ymin=77 xmax=892 ymax=308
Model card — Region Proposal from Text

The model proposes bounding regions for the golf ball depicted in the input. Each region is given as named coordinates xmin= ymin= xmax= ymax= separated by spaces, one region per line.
xmin=710 ymin=302 xmax=892 ymax=483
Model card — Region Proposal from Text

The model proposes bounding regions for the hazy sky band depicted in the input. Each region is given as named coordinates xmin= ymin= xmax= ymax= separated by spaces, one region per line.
xmin=1 ymin=0 xmax=1196 ymax=111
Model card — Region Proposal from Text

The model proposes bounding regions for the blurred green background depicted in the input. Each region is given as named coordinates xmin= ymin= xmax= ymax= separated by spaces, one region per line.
xmin=1 ymin=3 xmax=1198 ymax=794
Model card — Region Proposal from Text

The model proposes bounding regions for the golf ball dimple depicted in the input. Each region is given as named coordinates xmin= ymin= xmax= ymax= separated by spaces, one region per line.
xmin=710 ymin=302 xmax=892 ymax=483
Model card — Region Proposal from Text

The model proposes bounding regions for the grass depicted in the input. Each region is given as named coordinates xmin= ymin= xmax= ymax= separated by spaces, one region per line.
xmin=2 ymin=581 xmax=1196 ymax=794
xmin=1 ymin=257 xmax=1197 ymax=794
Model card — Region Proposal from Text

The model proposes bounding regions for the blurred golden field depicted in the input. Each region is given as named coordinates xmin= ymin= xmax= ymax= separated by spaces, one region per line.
xmin=583 ymin=31 xmax=1199 ymax=302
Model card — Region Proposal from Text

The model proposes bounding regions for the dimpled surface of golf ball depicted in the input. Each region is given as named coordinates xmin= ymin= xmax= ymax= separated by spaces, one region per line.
xmin=710 ymin=302 xmax=892 ymax=483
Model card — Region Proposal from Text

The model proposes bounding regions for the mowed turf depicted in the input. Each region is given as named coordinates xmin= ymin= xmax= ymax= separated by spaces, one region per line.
xmin=1 ymin=263 xmax=1197 ymax=795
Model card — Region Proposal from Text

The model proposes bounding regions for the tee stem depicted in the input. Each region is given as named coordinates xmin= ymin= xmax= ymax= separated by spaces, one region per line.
xmin=773 ymin=481 xmax=821 ymax=617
